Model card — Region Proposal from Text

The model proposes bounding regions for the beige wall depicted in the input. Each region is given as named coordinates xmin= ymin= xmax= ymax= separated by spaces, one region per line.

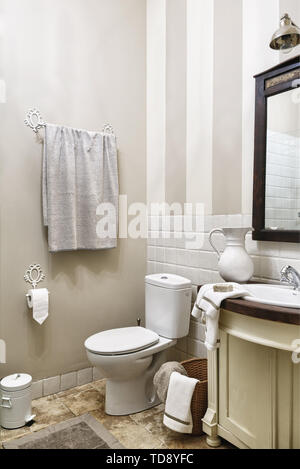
xmin=0 ymin=0 xmax=146 ymax=380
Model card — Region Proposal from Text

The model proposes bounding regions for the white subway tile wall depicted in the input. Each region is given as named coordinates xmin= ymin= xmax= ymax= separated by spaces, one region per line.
xmin=147 ymin=213 xmax=300 ymax=361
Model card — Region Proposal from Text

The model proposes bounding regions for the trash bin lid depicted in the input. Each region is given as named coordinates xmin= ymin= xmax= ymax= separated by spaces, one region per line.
xmin=0 ymin=374 xmax=32 ymax=392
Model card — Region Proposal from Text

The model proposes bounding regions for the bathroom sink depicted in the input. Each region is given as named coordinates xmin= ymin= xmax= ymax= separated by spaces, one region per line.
xmin=243 ymin=284 xmax=300 ymax=309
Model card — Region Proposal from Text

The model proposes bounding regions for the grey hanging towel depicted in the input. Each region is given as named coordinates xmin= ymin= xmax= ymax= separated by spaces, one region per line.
xmin=43 ymin=124 xmax=119 ymax=253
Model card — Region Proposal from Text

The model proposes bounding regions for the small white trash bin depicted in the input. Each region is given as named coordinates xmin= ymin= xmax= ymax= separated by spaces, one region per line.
xmin=0 ymin=374 xmax=35 ymax=429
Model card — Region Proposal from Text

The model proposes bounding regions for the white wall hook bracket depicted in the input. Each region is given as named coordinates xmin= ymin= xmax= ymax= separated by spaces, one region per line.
xmin=24 ymin=264 xmax=45 ymax=289
xmin=24 ymin=109 xmax=46 ymax=133
xmin=102 ymin=123 xmax=115 ymax=135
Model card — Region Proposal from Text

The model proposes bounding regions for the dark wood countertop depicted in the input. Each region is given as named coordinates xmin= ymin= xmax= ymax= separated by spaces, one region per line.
xmin=221 ymin=298 xmax=300 ymax=326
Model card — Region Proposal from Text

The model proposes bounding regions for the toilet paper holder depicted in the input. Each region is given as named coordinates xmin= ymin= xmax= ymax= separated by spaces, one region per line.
xmin=24 ymin=264 xmax=50 ymax=300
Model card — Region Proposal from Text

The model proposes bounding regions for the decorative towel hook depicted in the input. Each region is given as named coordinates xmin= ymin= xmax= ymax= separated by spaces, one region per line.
xmin=24 ymin=264 xmax=45 ymax=289
xmin=24 ymin=109 xmax=46 ymax=134
xmin=102 ymin=123 xmax=115 ymax=135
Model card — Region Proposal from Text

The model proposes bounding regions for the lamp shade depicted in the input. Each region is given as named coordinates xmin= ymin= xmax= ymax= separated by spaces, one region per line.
xmin=270 ymin=13 xmax=300 ymax=50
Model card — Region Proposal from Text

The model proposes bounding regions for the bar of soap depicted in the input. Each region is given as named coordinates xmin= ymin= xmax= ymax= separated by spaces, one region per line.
xmin=213 ymin=284 xmax=234 ymax=293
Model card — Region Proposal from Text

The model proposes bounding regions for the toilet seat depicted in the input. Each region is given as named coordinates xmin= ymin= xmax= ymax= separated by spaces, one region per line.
xmin=85 ymin=327 xmax=159 ymax=356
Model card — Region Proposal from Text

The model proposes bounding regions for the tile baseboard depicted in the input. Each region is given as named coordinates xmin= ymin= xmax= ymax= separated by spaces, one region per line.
xmin=32 ymin=367 xmax=102 ymax=400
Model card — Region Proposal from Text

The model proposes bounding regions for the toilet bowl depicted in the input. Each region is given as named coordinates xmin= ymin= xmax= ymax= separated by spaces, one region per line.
xmin=86 ymin=328 xmax=176 ymax=415
xmin=85 ymin=274 xmax=192 ymax=416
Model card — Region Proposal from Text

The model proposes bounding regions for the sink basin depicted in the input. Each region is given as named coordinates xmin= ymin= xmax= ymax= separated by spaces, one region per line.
xmin=243 ymin=284 xmax=300 ymax=309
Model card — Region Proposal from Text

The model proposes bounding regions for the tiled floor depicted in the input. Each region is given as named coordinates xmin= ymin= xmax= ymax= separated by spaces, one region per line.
xmin=0 ymin=381 xmax=232 ymax=450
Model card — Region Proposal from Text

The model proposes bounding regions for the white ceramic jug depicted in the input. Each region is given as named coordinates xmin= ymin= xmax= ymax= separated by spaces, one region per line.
xmin=209 ymin=227 xmax=254 ymax=283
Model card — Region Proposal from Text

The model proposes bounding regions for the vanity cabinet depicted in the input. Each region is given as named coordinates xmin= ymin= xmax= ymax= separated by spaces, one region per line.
xmin=202 ymin=308 xmax=300 ymax=449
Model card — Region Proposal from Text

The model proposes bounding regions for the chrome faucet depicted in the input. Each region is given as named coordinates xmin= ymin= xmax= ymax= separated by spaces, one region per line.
xmin=280 ymin=266 xmax=300 ymax=291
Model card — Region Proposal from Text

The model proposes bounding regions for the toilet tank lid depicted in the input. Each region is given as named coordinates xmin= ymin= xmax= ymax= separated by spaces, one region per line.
xmin=145 ymin=274 xmax=192 ymax=290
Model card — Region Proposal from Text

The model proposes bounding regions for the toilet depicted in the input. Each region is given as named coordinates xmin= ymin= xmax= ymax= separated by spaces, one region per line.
xmin=85 ymin=274 xmax=192 ymax=416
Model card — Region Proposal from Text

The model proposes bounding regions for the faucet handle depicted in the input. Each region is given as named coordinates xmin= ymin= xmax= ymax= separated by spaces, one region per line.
xmin=280 ymin=265 xmax=300 ymax=290
xmin=280 ymin=272 xmax=288 ymax=283
xmin=280 ymin=265 xmax=291 ymax=283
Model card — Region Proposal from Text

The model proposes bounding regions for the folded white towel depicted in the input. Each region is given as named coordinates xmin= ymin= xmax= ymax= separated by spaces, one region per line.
xmin=192 ymin=283 xmax=250 ymax=351
xmin=154 ymin=362 xmax=188 ymax=403
xmin=27 ymin=289 xmax=49 ymax=325
xmin=163 ymin=372 xmax=198 ymax=434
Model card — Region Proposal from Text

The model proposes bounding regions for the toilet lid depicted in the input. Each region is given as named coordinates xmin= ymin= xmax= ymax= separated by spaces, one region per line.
xmin=85 ymin=327 xmax=160 ymax=356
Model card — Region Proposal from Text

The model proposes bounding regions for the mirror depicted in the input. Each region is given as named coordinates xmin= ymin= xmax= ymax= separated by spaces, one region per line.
xmin=253 ymin=55 xmax=300 ymax=243
xmin=265 ymin=89 xmax=300 ymax=231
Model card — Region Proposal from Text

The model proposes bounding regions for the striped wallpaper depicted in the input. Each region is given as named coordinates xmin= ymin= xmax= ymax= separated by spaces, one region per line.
xmin=147 ymin=0 xmax=300 ymax=216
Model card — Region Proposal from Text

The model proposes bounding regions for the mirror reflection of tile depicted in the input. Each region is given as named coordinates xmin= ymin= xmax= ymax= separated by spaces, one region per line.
xmin=266 ymin=89 xmax=300 ymax=230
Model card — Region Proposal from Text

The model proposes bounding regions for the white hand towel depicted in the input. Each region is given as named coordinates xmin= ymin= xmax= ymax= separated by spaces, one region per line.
xmin=27 ymin=289 xmax=49 ymax=325
xmin=43 ymin=124 xmax=119 ymax=252
xmin=191 ymin=283 xmax=251 ymax=351
xmin=163 ymin=372 xmax=198 ymax=434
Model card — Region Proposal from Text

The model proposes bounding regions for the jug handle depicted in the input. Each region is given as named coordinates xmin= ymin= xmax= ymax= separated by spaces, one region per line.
xmin=209 ymin=228 xmax=224 ymax=260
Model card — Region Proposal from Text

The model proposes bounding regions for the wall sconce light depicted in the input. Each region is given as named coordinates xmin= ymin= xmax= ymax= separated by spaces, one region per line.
xmin=270 ymin=13 xmax=300 ymax=50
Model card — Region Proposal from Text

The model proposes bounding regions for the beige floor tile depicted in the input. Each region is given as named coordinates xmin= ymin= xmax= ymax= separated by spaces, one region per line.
xmin=112 ymin=423 xmax=167 ymax=450
xmin=55 ymin=383 xmax=94 ymax=399
xmin=130 ymin=407 xmax=202 ymax=449
xmin=132 ymin=407 xmax=169 ymax=439
xmin=0 ymin=425 xmax=31 ymax=444
xmin=165 ymin=433 xmax=214 ymax=450
xmin=91 ymin=409 xmax=166 ymax=449
xmin=59 ymin=389 xmax=104 ymax=416
xmin=130 ymin=406 xmax=231 ymax=450
xmin=130 ymin=404 xmax=165 ymax=424
xmin=90 ymin=379 xmax=106 ymax=396
xmin=32 ymin=394 xmax=57 ymax=405
xmin=163 ymin=433 xmax=232 ymax=450
xmin=31 ymin=395 xmax=74 ymax=432
xmin=91 ymin=409 xmax=134 ymax=431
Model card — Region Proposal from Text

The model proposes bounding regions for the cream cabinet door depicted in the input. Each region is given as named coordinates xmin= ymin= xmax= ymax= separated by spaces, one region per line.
xmin=219 ymin=330 xmax=276 ymax=449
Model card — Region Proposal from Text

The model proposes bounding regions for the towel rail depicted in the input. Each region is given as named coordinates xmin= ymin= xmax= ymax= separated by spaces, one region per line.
xmin=24 ymin=108 xmax=115 ymax=135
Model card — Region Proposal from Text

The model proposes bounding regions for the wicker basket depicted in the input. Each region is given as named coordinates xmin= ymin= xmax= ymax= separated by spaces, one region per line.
xmin=181 ymin=358 xmax=208 ymax=435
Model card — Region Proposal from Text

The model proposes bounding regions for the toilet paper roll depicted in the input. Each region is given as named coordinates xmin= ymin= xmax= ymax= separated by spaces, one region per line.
xmin=27 ymin=289 xmax=49 ymax=325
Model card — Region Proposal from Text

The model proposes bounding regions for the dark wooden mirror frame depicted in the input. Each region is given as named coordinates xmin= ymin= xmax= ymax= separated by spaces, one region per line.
xmin=253 ymin=55 xmax=300 ymax=243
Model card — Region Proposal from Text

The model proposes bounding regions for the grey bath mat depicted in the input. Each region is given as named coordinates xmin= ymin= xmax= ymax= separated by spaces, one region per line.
xmin=3 ymin=414 xmax=124 ymax=450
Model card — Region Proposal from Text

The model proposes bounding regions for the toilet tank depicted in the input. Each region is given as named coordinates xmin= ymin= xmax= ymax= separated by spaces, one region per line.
xmin=145 ymin=274 xmax=192 ymax=339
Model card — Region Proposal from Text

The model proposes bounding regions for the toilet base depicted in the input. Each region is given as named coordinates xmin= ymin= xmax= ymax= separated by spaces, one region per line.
xmin=105 ymin=374 xmax=161 ymax=416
